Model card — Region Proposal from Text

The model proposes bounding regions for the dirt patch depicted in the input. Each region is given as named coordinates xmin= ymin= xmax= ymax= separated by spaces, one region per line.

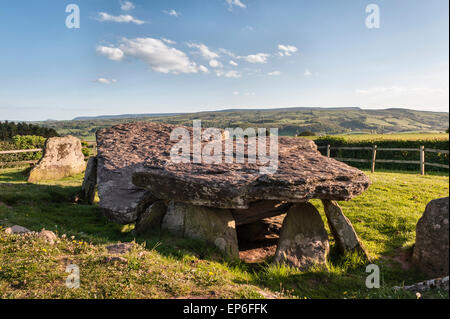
xmin=239 ymin=243 xmax=278 ymax=263
xmin=237 ymin=215 xmax=284 ymax=263
xmin=384 ymin=247 xmax=414 ymax=271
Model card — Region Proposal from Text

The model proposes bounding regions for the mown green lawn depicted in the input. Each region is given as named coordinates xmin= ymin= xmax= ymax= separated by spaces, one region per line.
xmin=0 ymin=167 xmax=448 ymax=299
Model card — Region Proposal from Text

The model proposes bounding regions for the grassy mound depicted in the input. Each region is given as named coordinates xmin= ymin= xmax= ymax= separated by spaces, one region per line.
xmin=0 ymin=167 xmax=448 ymax=299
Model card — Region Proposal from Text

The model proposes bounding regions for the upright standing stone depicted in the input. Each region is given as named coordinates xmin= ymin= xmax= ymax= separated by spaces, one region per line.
xmin=135 ymin=201 xmax=167 ymax=235
xmin=413 ymin=197 xmax=449 ymax=278
xmin=28 ymin=136 xmax=86 ymax=183
xmin=321 ymin=200 xmax=368 ymax=259
xmin=274 ymin=203 xmax=329 ymax=271
xmin=162 ymin=201 xmax=239 ymax=258
xmin=81 ymin=156 xmax=97 ymax=204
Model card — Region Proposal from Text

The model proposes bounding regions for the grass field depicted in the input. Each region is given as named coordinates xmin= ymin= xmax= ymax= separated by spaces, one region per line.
xmin=0 ymin=167 xmax=448 ymax=299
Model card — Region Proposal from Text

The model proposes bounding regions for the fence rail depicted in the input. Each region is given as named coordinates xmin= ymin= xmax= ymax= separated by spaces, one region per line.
xmin=0 ymin=146 xmax=94 ymax=166
xmin=1 ymin=145 xmax=449 ymax=174
xmin=0 ymin=148 xmax=42 ymax=155
xmin=318 ymin=145 xmax=449 ymax=174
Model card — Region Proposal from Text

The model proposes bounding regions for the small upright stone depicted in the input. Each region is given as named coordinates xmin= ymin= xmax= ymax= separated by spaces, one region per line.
xmin=274 ymin=203 xmax=329 ymax=271
xmin=28 ymin=136 xmax=86 ymax=183
xmin=321 ymin=200 xmax=368 ymax=258
xmin=135 ymin=201 xmax=167 ymax=235
xmin=413 ymin=197 xmax=449 ymax=278
xmin=162 ymin=201 xmax=239 ymax=258
xmin=81 ymin=156 xmax=97 ymax=204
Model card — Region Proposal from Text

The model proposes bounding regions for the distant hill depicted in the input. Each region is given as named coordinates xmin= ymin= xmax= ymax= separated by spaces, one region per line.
xmin=72 ymin=113 xmax=182 ymax=121
xmin=37 ymin=107 xmax=449 ymax=140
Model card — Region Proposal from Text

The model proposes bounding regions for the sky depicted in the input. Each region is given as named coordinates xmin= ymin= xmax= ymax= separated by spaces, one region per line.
xmin=0 ymin=0 xmax=448 ymax=121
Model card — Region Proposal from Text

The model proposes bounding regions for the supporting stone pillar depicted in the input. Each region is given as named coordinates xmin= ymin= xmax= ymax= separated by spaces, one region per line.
xmin=274 ymin=203 xmax=329 ymax=271
xmin=321 ymin=199 xmax=369 ymax=259
xmin=135 ymin=200 xmax=167 ymax=235
xmin=162 ymin=201 xmax=239 ymax=259
xmin=81 ymin=156 xmax=97 ymax=204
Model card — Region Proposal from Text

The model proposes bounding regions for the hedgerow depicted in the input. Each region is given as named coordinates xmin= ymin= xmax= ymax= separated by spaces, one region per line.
xmin=314 ymin=136 xmax=449 ymax=171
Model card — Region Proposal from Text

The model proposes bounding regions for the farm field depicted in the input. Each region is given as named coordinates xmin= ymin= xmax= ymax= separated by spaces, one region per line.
xmin=0 ymin=167 xmax=448 ymax=299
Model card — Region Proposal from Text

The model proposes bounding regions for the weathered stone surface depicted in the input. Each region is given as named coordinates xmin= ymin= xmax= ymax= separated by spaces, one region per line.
xmin=162 ymin=201 xmax=239 ymax=258
xmin=135 ymin=201 xmax=167 ymax=235
xmin=81 ymin=156 xmax=97 ymax=204
xmin=321 ymin=200 xmax=368 ymax=258
xmin=96 ymin=125 xmax=163 ymax=224
xmin=39 ymin=229 xmax=57 ymax=245
xmin=106 ymin=242 xmax=135 ymax=254
xmin=274 ymin=203 xmax=329 ymax=271
xmin=28 ymin=136 xmax=86 ymax=183
xmin=4 ymin=225 xmax=31 ymax=234
xmin=130 ymin=123 xmax=370 ymax=209
xmin=413 ymin=197 xmax=449 ymax=278
xmin=96 ymin=122 xmax=369 ymax=224
xmin=394 ymin=276 xmax=449 ymax=292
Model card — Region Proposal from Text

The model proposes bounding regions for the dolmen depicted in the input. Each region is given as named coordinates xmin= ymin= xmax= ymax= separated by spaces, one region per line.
xmin=84 ymin=122 xmax=371 ymax=270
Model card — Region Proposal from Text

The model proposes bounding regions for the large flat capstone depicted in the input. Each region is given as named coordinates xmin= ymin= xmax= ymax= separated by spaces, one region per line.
xmin=96 ymin=122 xmax=370 ymax=224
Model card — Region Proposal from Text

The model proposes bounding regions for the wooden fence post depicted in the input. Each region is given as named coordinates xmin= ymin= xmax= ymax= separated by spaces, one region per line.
xmin=326 ymin=144 xmax=331 ymax=158
xmin=371 ymin=145 xmax=377 ymax=173
xmin=420 ymin=145 xmax=425 ymax=175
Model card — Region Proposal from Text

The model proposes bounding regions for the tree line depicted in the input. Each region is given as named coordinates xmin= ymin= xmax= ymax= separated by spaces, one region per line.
xmin=0 ymin=121 xmax=59 ymax=141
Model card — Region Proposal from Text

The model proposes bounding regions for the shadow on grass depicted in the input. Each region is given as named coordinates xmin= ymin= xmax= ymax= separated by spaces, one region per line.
xmin=0 ymin=175 xmax=227 ymax=262
xmin=0 ymin=167 xmax=31 ymax=183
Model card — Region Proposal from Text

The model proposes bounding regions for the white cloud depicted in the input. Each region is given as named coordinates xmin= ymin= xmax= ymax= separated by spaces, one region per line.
xmin=95 ymin=78 xmax=117 ymax=85
xmin=120 ymin=1 xmax=135 ymax=11
xmin=97 ymin=12 xmax=144 ymax=25
xmin=216 ymin=70 xmax=242 ymax=78
xmin=161 ymin=38 xmax=176 ymax=45
xmin=278 ymin=44 xmax=298 ymax=56
xmin=199 ymin=65 xmax=209 ymax=73
xmin=226 ymin=0 xmax=246 ymax=10
xmin=233 ymin=91 xmax=239 ymax=95
xmin=304 ymin=69 xmax=312 ymax=76
xmin=218 ymin=48 xmax=237 ymax=58
xmin=163 ymin=9 xmax=180 ymax=17
xmin=209 ymin=59 xmax=223 ymax=68
xmin=98 ymin=38 xmax=200 ymax=74
xmin=96 ymin=46 xmax=125 ymax=61
xmin=268 ymin=71 xmax=281 ymax=76
xmin=229 ymin=60 xmax=238 ymax=66
xmin=242 ymin=53 xmax=270 ymax=64
xmin=187 ymin=42 xmax=219 ymax=60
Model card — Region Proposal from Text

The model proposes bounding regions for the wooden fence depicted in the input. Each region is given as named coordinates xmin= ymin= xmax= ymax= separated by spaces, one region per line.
xmin=0 ymin=142 xmax=97 ymax=166
xmin=318 ymin=145 xmax=449 ymax=174
xmin=1 ymin=144 xmax=449 ymax=175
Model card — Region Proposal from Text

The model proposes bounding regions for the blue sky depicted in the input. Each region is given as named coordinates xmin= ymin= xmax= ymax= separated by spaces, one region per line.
xmin=0 ymin=0 xmax=448 ymax=121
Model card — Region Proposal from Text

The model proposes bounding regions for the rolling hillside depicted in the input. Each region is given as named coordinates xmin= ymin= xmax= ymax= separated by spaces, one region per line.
xmin=37 ymin=107 xmax=449 ymax=140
